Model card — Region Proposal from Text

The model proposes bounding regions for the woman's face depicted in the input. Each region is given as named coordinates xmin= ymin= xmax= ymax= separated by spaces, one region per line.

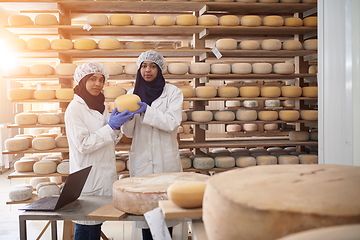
xmin=85 ymin=73 xmax=105 ymax=96
xmin=140 ymin=61 xmax=158 ymax=82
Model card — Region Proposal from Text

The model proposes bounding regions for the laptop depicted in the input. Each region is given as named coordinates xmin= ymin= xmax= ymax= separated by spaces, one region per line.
xmin=19 ymin=165 xmax=92 ymax=211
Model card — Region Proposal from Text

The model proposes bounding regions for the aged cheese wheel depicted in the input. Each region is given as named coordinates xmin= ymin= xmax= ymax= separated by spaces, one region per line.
xmin=38 ymin=184 xmax=60 ymax=198
xmin=55 ymin=136 xmax=68 ymax=148
xmin=215 ymin=38 xmax=237 ymax=50
xmin=236 ymin=109 xmax=257 ymax=121
xmin=36 ymin=181 xmax=57 ymax=192
xmin=57 ymin=161 xmax=70 ymax=174
xmin=231 ymin=63 xmax=252 ymax=74
xmin=302 ymin=86 xmax=318 ymax=97
xmin=239 ymin=86 xmax=260 ymax=97
xmin=6 ymin=65 xmax=29 ymax=76
xmin=303 ymin=16 xmax=317 ymax=27
xmin=113 ymin=172 xmax=209 ymax=214
xmin=9 ymin=185 xmax=33 ymax=202
xmin=210 ymin=63 xmax=231 ymax=74
xmin=180 ymin=156 xmax=192 ymax=169
xmin=256 ymin=155 xmax=277 ymax=165
xmin=109 ymin=14 xmax=131 ymax=26
xmin=226 ymin=124 xmax=241 ymax=132
xmin=261 ymin=86 xmax=281 ymax=97
xmin=176 ymin=15 xmax=197 ymax=26
xmin=300 ymin=110 xmax=318 ymax=121
xmin=8 ymin=15 xmax=34 ymax=25
xmin=235 ymin=156 xmax=256 ymax=167
xmin=193 ymin=157 xmax=215 ymax=170
xmin=14 ymin=159 xmax=36 ymax=172
xmin=115 ymin=160 xmax=126 ymax=172
xmin=30 ymin=64 xmax=54 ymax=75
xmin=33 ymin=161 xmax=57 ymax=174
xmin=114 ymin=94 xmax=141 ymax=112
xmin=103 ymin=63 xmax=123 ymax=75
xmin=310 ymin=131 xmax=318 ymax=141
xmin=30 ymin=177 xmax=50 ymax=188
xmin=86 ymin=14 xmax=108 ymax=26
xmin=180 ymin=87 xmax=194 ymax=98
xmin=282 ymin=40 xmax=302 ymax=50
xmin=264 ymin=123 xmax=279 ymax=131
xmin=219 ymin=15 xmax=239 ymax=26
xmin=167 ymin=181 xmax=207 ymax=208
xmin=289 ymin=131 xmax=310 ymax=141
xmin=74 ymin=39 xmax=97 ymax=50
xmin=132 ymin=14 xmax=154 ymax=26
xmin=15 ymin=135 xmax=34 ymax=148
xmin=258 ymin=111 xmax=278 ymax=121
xmin=56 ymin=89 xmax=74 ymax=100
xmin=243 ymin=123 xmax=258 ymax=132
xmin=240 ymin=15 xmax=262 ymax=26
xmin=51 ymin=39 xmax=73 ymax=50
xmin=35 ymin=14 xmax=58 ymax=25
xmin=32 ymin=137 xmax=56 ymax=151
xmin=284 ymin=17 xmax=303 ymax=27
xmin=5 ymin=137 xmax=29 ymax=151
xmin=308 ymin=65 xmax=318 ymax=74
xmin=155 ymin=16 xmax=175 ymax=26
xmin=263 ymin=15 xmax=284 ymax=26
xmin=261 ymin=39 xmax=282 ymax=50
xmin=3 ymin=38 xmax=27 ymax=51
xmin=214 ymin=156 xmax=235 ymax=168
xmin=27 ymin=38 xmax=51 ymax=50
xmin=125 ymin=41 xmax=146 ymax=49
xmin=252 ymin=63 xmax=273 ymax=74
xmin=98 ymin=38 xmax=121 ymax=50
xmin=34 ymin=90 xmax=56 ymax=100
xmin=299 ymin=154 xmax=318 ymax=164
xmin=15 ymin=113 xmax=38 ymax=125
xmin=243 ymin=100 xmax=258 ymax=108
xmin=278 ymin=155 xmax=299 ymax=164
xmin=279 ymin=110 xmax=300 ymax=121
xmin=214 ymin=111 xmax=235 ymax=121
xmin=104 ymin=86 xmax=126 ymax=99
xmin=195 ymin=86 xmax=217 ymax=98
xmin=198 ymin=15 xmax=218 ymax=26
xmin=281 ymin=0 xmax=300 ymax=2
xmin=167 ymin=63 xmax=188 ymax=75
xmin=218 ymin=86 xmax=239 ymax=98
xmin=191 ymin=111 xmax=213 ymax=122
xmin=124 ymin=63 xmax=138 ymax=74
xmin=239 ymin=40 xmax=260 ymax=50
xmin=55 ymin=63 xmax=77 ymax=75
xmin=258 ymin=0 xmax=278 ymax=2
xmin=281 ymin=86 xmax=302 ymax=97
xmin=303 ymin=39 xmax=317 ymax=50
xmin=9 ymin=88 xmax=33 ymax=100
xmin=265 ymin=100 xmax=280 ymax=107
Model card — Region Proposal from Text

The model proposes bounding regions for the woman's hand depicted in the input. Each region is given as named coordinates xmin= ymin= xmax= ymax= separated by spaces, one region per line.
xmin=133 ymin=102 xmax=148 ymax=114
xmin=108 ymin=108 xmax=134 ymax=129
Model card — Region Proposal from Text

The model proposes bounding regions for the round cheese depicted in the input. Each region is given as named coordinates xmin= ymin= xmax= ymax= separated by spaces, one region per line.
xmin=303 ymin=16 xmax=317 ymax=27
xmin=74 ymin=39 xmax=97 ymax=50
xmin=9 ymin=185 xmax=33 ymax=202
xmin=279 ymin=110 xmax=300 ymax=121
xmin=258 ymin=0 xmax=279 ymax=2
xmin=124 ymin=63 xmax=138 ymax=74
xmin=55 ymin=136 xmax=68 ymax=148
xmin=189 ymin=63 xmax=210 ymax=74
xmin=14 ymin=159 xmax=36 ymax=172
xmin=195 ymin=86 xmax=217 ymax=98
xmin=115 ymin=160 xmax=126 ymax=172
xmin=300 ymin=110 xmax=318 ymax=121
xmin=256 ymin=155 xmax=278 ymax=165
xmin=289 ymin=131 xmax=310 ymax=141
xmin=214 ymin=111 xmax=235 ymax=121
xmin=27 ymin=38 xmax=51 ymax=50
xmin=198 ymin=15 xmax=218 ymax=26
xmin=264 ymin=123 xmax=279 ymax=131
xmin=6 ymin=65 xmax=29 ymax=76
xmin=33 ymin=90 xmax=56 ymax=100
xmin=3 ymin=38 xmax=27 ymax=51
xmin=124 ymin=41 xmax=146 ymax=49
xmin=265 ymin=100 xmax=280 ymax=107
xmin=167 ymin=181 xmax=207 ymax=208
xmin=109 ymin=14 xmax=131 ymax=26
xmin=231 ymin=63 xmax=252 ymax=74
xmin=176 ymin=15 xmax=197 ymax=26
xmin=299 ymin=154 xmax=318 ymax=164
xmin=180 ymin=87 xmax=194 ymax=98
xmin=281 ymin=86 xmax=302 ymax=97
xmin=284 ymin=17 xmax=303 ymax=27
xmin=235 ymin=156 xmax=256 ymax=167
xmin=237 ymin=0 xmax=257 ymax=2
xmin=210 ymin=63 xmax=231 ymax=74
xmin=32 ymin=137 xmax=56 ymax=151
xmin=282 ymin=40 xmax=302 ymax=50
xmin=278 ymin=155 xmax=300 ymax=164
xmin=243 ymin=100 xmax=258 ymax=108
xmin=98 ymin=38 xmax=121 ymax=50
xmin=37 ymin=133 xmax=58 ymax=139
xmin=239 ymin=86 xmax=260 ymax=97
xmin=132 ymin=14 xmax=154 ymax=26
xmin=103 ymin=63 xmax=123 ymax=75
xmin=193 ymin=157 xmax=215 ymax=170
xmin=243 ymin=123 xmax=258 ymax=132
xmin=239 ymin=40 xmax=260 ymax=50
xmin=226 ymin=124 xmax=241 ymax=132
xmin=34 ymin=14 xmax=58 ymax=25
xmin=56 ymin=89 xmax=74 ymax=100
xmin=191 ymin=111 xmax=213 ymax=122
xmin=50 ymin=39 xmax=73 ymax=50
xmin=167 ymin=63 xmax=188 ymax=75
xmin=104 ymin=86 xmax=126 ymax=99
xmin=5 ymin=137 xmax=29 ymax=151
xmin=310 ymin=131 xmax=318 ymax=141
xmin=257 ymin=111 xmax=278 ymax=121
xmin=252 ymin=63 xmax=273 ymax=74
xmin=113 ymin=172 xmax=209 ymax=214
xmin=236 ymin=109 xmax=257 ymax=121
xmin=180 ymin=156 xmax=192 ymax=169
xmin=217 ymin=86 xmax=239 ymax=98
xmin=273 ymin=63 xmax=295 ymax=74
xmin=240 ymin=15 xmax=262 ymax=26
xmin=263 ymin=15 xmax=284 ymax=27
xmin=36 ymin=181 xmax=57 ymax=192
xmin=8 ymin=15 xmax=34 ymax=25
xmin=260 ymin=86 xmax=281 ymax=97
xmin=219 ymin=15 xmax=239 ymax=26
xmin=15 ymin=135 xmax=33 ymax=148
xmin=15 ymin=113 xmax=38 ymax=125
xmin=57 ymin=112 xmax=65 ymax=124
xmin=114 ymin=94 xmax=141 ymax=112
xmin=38 ymin=184 xmax=60 ymax=198
xmin=155 ymin=16 xmax=175 ymax=26
xmin=308 ymin=65 xmax=318 ymax=74
xmin=30 ymin=177 xmax=51 ymax=188
xmin=303 ymin=39 xmax=317 ymax=50
xmin=55 ymin=63 xmax=77 ymax=75
xmin=215 ymin=39 xmax=238 ymax=51
xmin=30 ymin=64 xmax=54 ymax=75
xmin=33 ymin=161 xmax=57 ymax=174
xmin=86 ymin=14 xmax=108 ymax=26
xmin=302 ymin=86 xmax=318 ymax=97
xmin=261 ymin=39 xmax=282 ymax=50
xmin=215 ymin=156 xmax=235 ymax=168
xmin=280 ymin=0 xmax=300 ymax=2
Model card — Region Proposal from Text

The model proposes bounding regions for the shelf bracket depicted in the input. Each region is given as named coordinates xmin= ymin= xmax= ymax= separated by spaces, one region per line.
xmin=199 ymin=52 xmax=208 ymax=62
xmin=199 ymin=29 xmax=209 ymax=40
xmin=199 ymin=5 xmax=209 ymax=16
xmin=303 ymin=30 xmax=317 ymax=40
xmin=304 ymin=7 xmax=317 ymax=18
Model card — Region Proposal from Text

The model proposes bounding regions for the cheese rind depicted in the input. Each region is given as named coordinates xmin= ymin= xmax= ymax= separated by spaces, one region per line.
xmin=34 ymin=90 xmax=56 ymax=100
xmin=263 ymin=15 xmax=284 ymax=26
xmin=281 ymin=86 xmax=302 ymax=97
xmin=214 ymin=111 xmax=235 ymax=121
xmin=217 ymin=86 xmax=239 ymax=98
xmin=51 ymin=39 xmax=73 ymax=50
xmin=155 ymin=16 xmax=175 ymax=26
xmin=8 ymin=15 xmax=34 ymax=25
xmin=176 ymin=15 xmax=197 ymax=26
xmin=32 ymin=137 xmax=56 ymax=151
xmin=261 ymin=39 xmax=282 ymax=50
xmin=74 ymin=39 xmax=97 ymax=50
xmin=210 ymin=63 xmax=231 ymax=74
xmin=279 ymin=110 xmax=300 ymax=121
xmin=167 ymin=63 xmax=188 ymax=75
xmin=109 ymin=14 xmax=132 ymax=26
xmin=9 ymin=185 xmax=33 ymax=202
xmin=219 ymin=15 xmax=239 ymax=26
xmin=132 ymin=14 xmax=154 ymax=26
xmin=15 ymin=113 xmax=38 ymax=125
xmin=114 ymin=94 xmax=141 ymax=112
xmin=302 ymin=86 xmax=318 ymax=97
xmin=303 ymin=16 xmax=317 ymax=27
xmin=33 ymin=161 xmax=57 ymax=174
xmin=3 ymin=38 xmax=27 ymax=51
xmin=191 ymin=111 xmax=213 ymax=122
xmin=282 ymin=40 xmax=302 ymax=50
xmin=231 ymin=63 xmax=252 ymax=74
xmin=260 ymin=86 xmax=281 ymax=97
xmin=257 ymin=111 xmax=278 ymax=121
xmin=239 ymin=86 xmax=260 ymax=97
xmin=215 ymin=39 xmax=237 ymax=50
xmin=236 ymin=109 xmax=257 ymax=121
xmin=252 ymin=63 xmax=273 ymax=74
xmin=167 ymin=181 xmax=207 ymax=208
xmin=289 ymin=131 xmax=310 ymax=141
xmin=30 ymin=64 xmax=54 ymax=75
xmin=240 ymin=15 xmax=262 ymax=26
xmin=35 ymin=14 xmax=58 ymax=25
xmin=239 ymin=40 xmax=260 ymax=50
xmin=5 ymin=137 xmax=29 ymax=151
xmin=215 ymin=156 xmax=235 ymax=168
xmin=284 ymin=17 xmax=303 ymax=27
xmin=86 ymin=14 xmax=108 ymax=26
xmin=56 ymin=89 xmax=74 ymax=100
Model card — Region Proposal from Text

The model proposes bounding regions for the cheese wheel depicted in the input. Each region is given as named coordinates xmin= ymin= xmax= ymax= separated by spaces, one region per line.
xmin=273 ymin=63 xmax=295 ymax=74
xmin=260 ymin=86 xmax=281 ymax=97
xmin=243 ymin=123 xmax=258 ymax=132
xmin=180 ymin=156 xmax=192 ymax=169
xmin=310 ymin=131 xmax=318 ymax=141
xmin=239 ymin=86 xmax=260 ymax=97
xmin=303 ymin=39 xmax=317 ymax=50
xmin=284 ymin=17 xmax=303 ymax=27
xmin=231 ymin=63 xmax=252 ymax=74
xmin=214 ymin=156 xmax=235 ymax=168
xmin=237 ymin=0 xmax=257 ymax=2
xmin=189 ymin=63 xmax=210 ymax=74
xmin=300 ymin=110 xmax=318 ymax=121
xmin=225 ymin=100 xmax=241 ymax=107
xmin=30 ymin=64 xmax=54 ymax=75
xmin=258 ymin=0 xmax=278 ymax=2
xmin=167 ymin=63 xmax=188 ymax=75
xmin=214 ymin=111 xmax=235 ymax=121
xmin=104 ymin=86 xmax=126 ymax=99
xmin=86 ymin=14 xmax=108 ymax=26
xmin=5 ymin=137 xmax=29 ymax=151
xmin=289 ymin=131 xmax=310 ymax=141
xmin=280 ymin=0 xmax=300 ymax=2
xmin=226 ymin=124 xmax=241 ymax=132
xmin=279 ymin=110 xmax=300 ymax=121
xmin=261 ymin=39 xmax=282 ymax=50
xmin=256 ymin=155 xmax=277 ymax=165
xmin=115 ymin=160 xmax=126 ymax=172
xmin=282 ymin=40 xmax=302 ymax=50
xmin=14 ymin=159 xmax=36 ymax=172
xmin=193 ymin=157 xmax=215 ymax=170
xmin=264 ymin=123 xmax=279 ymax=131
xmin=308 ymin=65 xmax=318 ymax=74
xmin=103 ymin=63 xmax=123 ymax=75
xmin=74 ymin=39 xmax=97 ymax=50
xmin=167 ymin=181 xmax=207 ymax=208
xmin=155 ymin=16 xmax=175 ymax=26
xmin=132 ymin=14 xmax=154 ymax=26
xmin=298 ymin=154 xmax=318 ymax=164
xmin=180 ymin=87 xmax=194 ymax=98
xmin=252 ymin=63 xmax=272 ymax=74
xmin=215 ymin=38 xmax=237 ymax=50
xmin=257 ymin=111 xmax=278 ymax=121
xmin=239 ymin=40 xmax=260 ymax=50
xmin=38 ymin=184 xmax=60 ymax=198
xmin=191 ymin=111 xmax=213 ymax=122
xmin=50 ymin=39 xmax=73 ymax=50
xmin=302 ymin=86 xmax=318 ymax=97
xmin=55 ymin=63 xmax=77 ymax=75
xmin=9 ymin=185 xmax=33 ymax=202
xmin=55 ymin=89 xmax=74 ymax=100
xmin=8 ymin=15 xmax=34 ymax=25
xmin=210 ymin=63 xmax=231 ymax=74
xmin=217 ymin=86 xmax=239 ymax=98
xmin=6 ymin=65 xmax=29 ymax=76
xmin=195 ymin=86 xmax=217 ymax=98
xmin=114 ymin=94 xmax=141 ymax=112
xmin=219 ymin=15 xmax=239 ymax=26
xmin=15 ymin=113 xmax=38 ymax=125
xmin=35 ymin=14 xmax=58 ymax=25
xmin=265 ymin=100 xmax=280 ymax=107
xmin=263 ymin=15 xmax=284 ymax=27
xmin=98 ymin=38 xmax=121 ymax=50
xmin=278 ymin=155 xmax=300 ymax=164
xmin=243 ymin=100 xmax=258 ymax=108
xmin=3 ymin=38 xmax=27 ymax=51
xmin=109 ymin=14 xmax=131 ymax=26
xmin=33 ymin=90 xmax=56 ymax=100
xmin=124 ymin=41 xmax=146 ymax=49
xmin=37 ymin=133 xmax=58 ymax=139
xmin=235 ymin=156 xmax=255 ymax=167
xmin=113 ymin=172 xmax=209 ymax=214
xmin=236 ymin=109 xmax=257 ymax=121
xmin=303 ymin=16 xmax=317 ymax=27
xmin=33 ymin=161 xmax=57 ymax=174
xmin=176 ymin=15 xmax=197 ymax=26
xmin=30 ymin=177 xmax=51 ymax=188
xmin=36 ymin=181 xmax=57 ymax=192
xmin=32 ymin=137 xmax=56 ymax=151
xmin=15 ymin=135 xmax=34 ymax=148
xmin=55 ymin=136 xmax=68 ymax=148
xmin=198 ymin=15 xmax=218 ymax=26
xmin=27 ymin=38 xmax=51 ymax=50
xmin=240 ymin=15 xmax=262 ymax=27
xmin=124 ymin=63 xmax=138 ymax=74
xmin=281 ymin=86 xmax=302 ymax=97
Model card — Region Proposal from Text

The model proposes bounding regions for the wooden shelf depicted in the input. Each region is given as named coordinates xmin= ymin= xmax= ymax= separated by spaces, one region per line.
xmin=182 ymin=120 xmax=317 ymax=125
xmin=7 ymin=124 xmax=65 ymax=128
xmin=10 ymin=99 xmax=71 ymax=103
xmin=7 ymin=171 xmax=68 ymax=179
xmin=2 ymin=147 xmax=69 ymax=154
xmin=184 ymin=96 xmax=317 ymax=101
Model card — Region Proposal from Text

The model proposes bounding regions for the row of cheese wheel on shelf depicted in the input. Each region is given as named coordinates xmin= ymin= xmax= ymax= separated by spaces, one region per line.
xmin=8 ymin=88 xmax=74 ymax=101
xmin=222 ymin=99 xmax=317 ymax=108
xmin=181 ymin=86 xmax=318 ymax=98
xmin=184 ymin=109 xmax=317 ymax=122
xmin=5 ymin=134 xmax=68 ymax=152
xmin=224 ymin=122 xmax=317 ymax=134
xmin=14 ymin=112 xmax=65 ymax=125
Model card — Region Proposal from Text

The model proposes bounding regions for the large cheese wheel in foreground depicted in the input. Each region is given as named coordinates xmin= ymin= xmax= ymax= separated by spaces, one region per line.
xmin=203 ymin=164 xmax=360 ymax=240
xmin=113 ymin=172 xmax=209 ymax=214
xmin=114 ymin=94 xmax=141 ymax=112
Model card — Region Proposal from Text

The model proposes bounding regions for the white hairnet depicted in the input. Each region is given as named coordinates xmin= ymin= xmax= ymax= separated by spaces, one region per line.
xmin=73 ymin=62 xmax=110 ymax=84
xmin=136 ymin=50 xmax=166 ymax=71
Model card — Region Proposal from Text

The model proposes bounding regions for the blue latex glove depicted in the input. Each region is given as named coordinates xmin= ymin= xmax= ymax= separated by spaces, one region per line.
xmin=108 ymin=108 xmax=134 ymax=129
xmin=133 ymin=102 xmax=148 ymax=114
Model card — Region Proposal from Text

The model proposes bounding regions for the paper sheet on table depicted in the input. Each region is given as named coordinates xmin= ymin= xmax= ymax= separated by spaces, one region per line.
xmin=144 ymin=207 xmax=172 ymax=240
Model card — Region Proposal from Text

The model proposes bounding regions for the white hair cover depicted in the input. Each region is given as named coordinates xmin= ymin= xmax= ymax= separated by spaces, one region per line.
xmin=136 ymin=50 xmax=166 ymax=71
xmin=73 ymin=62 xmax=110 ymax=84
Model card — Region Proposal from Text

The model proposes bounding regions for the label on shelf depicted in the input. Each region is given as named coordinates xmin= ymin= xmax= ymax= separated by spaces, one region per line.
xmin=212 ymin=47 xmax=222 ymax=59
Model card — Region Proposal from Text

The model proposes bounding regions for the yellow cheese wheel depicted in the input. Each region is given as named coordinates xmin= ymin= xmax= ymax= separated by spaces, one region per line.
xmin=38 ymin=113 xmax=61 ymax=125
xmin=217 ymin=86 xmax=239 ymax=98
xmin=176 ymin=15 xmax=197 ymax=26
xmin=109 ymin=14 xmax=131 ymax=26
xmin=239 ymin=86 xmax=260 ymax=97
xmin=6 ymin=66 xmax=29 ymax=76
xmin=298 ymin=154 xmax=318 ymax=164
xmin=303 ymin=16 xmax=317 ymax=27
xmin=181 ymin=112 xmax=188 ymax=121
xmin=300 ymin=110 xmax=318 ymax=120
xmin=279 ymin=110 xmax=300 ymax=121
xmin=236 ymin=109 xmax=257 ymax=121
xmin=51 ymin=39 xmax=73 ymax=50
xmin=219 ymin=15 xmax=239 ymax=26
xmin=29 ymin=64 xmax=54 ymax=75
xmin=33 ymin=161 xmax=57 ymax=174
xmin=195 ymin=86 xmax=217 ymax=98
xmin=114 ymin=94 xmax=141 ymax=112
xmin=284 ymin=17 xmax=303 ymax=27
xmin=155 ymin=16 xmax=175 ymax=26
xmin=281 ymin=86 xmax=302 ymax=97
xmin=124 ymin=63 xmax=138 ymax=74
xmin=8 ymin=88 xmax=32 ymax=100
xmin=278 ymin=155 xmax=299 ymax=164
xmin=215 ymin=156 xmax=235 ymax=168
xmin=303 ymin=39 xmax=317 ymax=50
xmin=308 ymin=65 xmax=318 ymax=74
xmin=27 ymin=38 xmax=51 ymax=50
xmin=289 ymin=131 xmax=310 ymax=141
xmin=55 ymin=136 xmax=68 ymax=148
xmin=8 ymin=15 xmax=34 ymax=25
xmin=179 ymin=87 xmax=194 ymax=98
xmin=282 ymin=40 xmax=302 ymax=50
xmin=210 ymin=63 xmax=231 ymax=74
xmin=103 ymin=63 xmax=124 ymax=75
xmin=132 ymin=14 xmax=154 ymax=26
xmin=302 ymin=86 xmax=318 ymax=97
xmin=198 ymin=15 xmax=218 ymax=26
xmin=215 ymin=38 xmax=238 ymax=50
xmin=115 ymin=160 xmax=126 ymax=172
xmin=15 ymin=135 xmax=33 ymax=148
xmin=34 ymin=14 xmax=58 ymax=25
xmin=124 ymin=41 xmax=146 ymax=49
xmin=98 ymin=38 xmax=121 ymax=50
xmin=189 ymin=63 xmax=210 ymax=74
xmin=252 ymin=63 xmax=273 ymax=74
xmin=256 ymin=155 xmax=278 ymax=165
xmin=231 ymin=63 xmax=252 ymax=74
xmin=86 ymin=14 xmax=108 ymax=26
xmin=32 ymin=137 xmax=56 ymax=151
xmin=273 ymin=63 xmax=295 ymax=74
xmin=240 ymin=15 xmax=262 ymax=27
xmin=264 ymin=123 xmax=279 ymax=131
xmin=257 ymin=111 xmax=278 ymax=121
xmin=261 ymin=39 xmax=282 ymax=50
xmin=5 ymin=137 xmax=29 ymax=151
xmin=56 ymin=89 xmax=74 ymax=100
xmin=192 ymin=111 xmax=213 ymax=122
xmin=3 ymin=38 xmax=27 ymax=51
xmin=15 ymin=159 xmax=36 ymax=172
xmin=167 ymin=63 xmax=188 ymax=75
xmin=263 ymin=15 xmax=284 ymax=27
xmin=15 ymin=113 xmax=38 ymax=125
xmin=104 ymin=86 xmax=126 ymax=99
xmin=167 ymin=181 xmax=207 ymax=208
xmin=238 ymin=40 xmax=260 ymax=50
xmin=214 ymin=111 xmax=235 ymax=121
xmin=33 ymin=90 xmax=56 ymax=100
xmin=74 ymin=39 xmax=97 ymax=50
xmin=243 ymin=123 xmax=258 ymax=132
xmin=55 ymin=63 xmax=77 ymax=75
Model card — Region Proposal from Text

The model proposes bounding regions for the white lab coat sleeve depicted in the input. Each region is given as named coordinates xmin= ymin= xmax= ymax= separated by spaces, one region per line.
xmin=142 ymin=86 xmax=183 ymax=133
xmin=121 ymin=116 xmax=136 ymax=138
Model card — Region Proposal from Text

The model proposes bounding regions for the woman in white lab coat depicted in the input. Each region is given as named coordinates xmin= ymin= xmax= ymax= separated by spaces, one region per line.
xmin=122 ymin=50 xmax=184 ymax=240
xmin=65 ymin=62 xmax=138 ymax=240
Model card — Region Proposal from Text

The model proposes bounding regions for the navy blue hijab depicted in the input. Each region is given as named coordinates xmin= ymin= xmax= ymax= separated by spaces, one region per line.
xmin=133 ymin=64 xmax=165 ymax=105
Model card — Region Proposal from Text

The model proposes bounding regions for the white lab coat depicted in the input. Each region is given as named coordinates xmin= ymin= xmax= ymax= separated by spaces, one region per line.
xmin=65 ymin=94 xmax=121 ymax=225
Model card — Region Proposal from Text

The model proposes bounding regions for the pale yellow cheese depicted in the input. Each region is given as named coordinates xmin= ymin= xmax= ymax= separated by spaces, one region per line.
xmin=215 ymin=38 xmax=238 ymax=50
xmin=30 ymin=64 xmax=54 ymax=75
xmin=109 ymin=14 xmax=132 ymax=26
xmin=5 ymin=137 xmax=29 ymax=151
xmin=289 ymin=131 xmax=310 ymax=141
xmin=195 ymin=86 xmax=217 ymax=98
xmin=257 ymin=111 xmax=278 ymax=121
xmin=260 ymin=86 xmax=281 ymax=97
xmin=124 ymin=41 xmax=146 ymax=49
xmin=226 ymin=124 xmax=241 ymax=132
xmin=303 ymin=39 xmax=317 ymax=50
xmin=264 ymin=123 xmax=279 ymax=131
xmin=132 ymin=14 xmax=154 ymax=26
xmin=98 ymin=38 xmax=121 ymax=49
xmin=51 ymin=39 xmax=73 ymax=50
xmin=74 ymin=39 xmax=97 ymax=50
xmin=308 ymin=65 xmax=318 ymax=74
xmin=34 ymin=14 xmax=58 ymax=25
xmin=32 ymin=137 xmax=56 ymax=151
xmin=261 ymin=39 xmax=282 ymax=50
xmin=176 ymin=15 xmax=197 ymax=26
xmin=239 ymin=86 xmax=260 ymax=97
xmin=238 ymin=40 xmax=260 ymax=50
xmin=104 ymin=86 xmax=126 ymax=99
xmin=124 ymin=63 xmax=138 ymax=74
xmin=302 ymin=86 xmax=318 ymax=97
xmin=219 ymin=15 xmax=239 ymax=26
xmin=3 ymin=38 xmax=27 ymax=51
xmin=243 ymin=123 xmax=258 ymax=132
xmin=167 ymin=181 xmax=207 ymax=208
xmin=282 ymin=40 xmax=302 ymax=50
xmin=298 ymin=154 xmax=318 ymax=164
xmin=27 ymin=38 xmax=51 ymax=50
xmin=263 ymin=15 xmax=284 ymax=26
xmin=273 ymin=63 xmax=295 ymax=74
xmin=15 ymin=113 xmax=38 ymax=125
xmin=33 ymin=161 xmax=57 ymax=174
xmin=55 ymin=63 xmax=77 ymax=75
xmin=284 ymin=17 xmax=303 ymax=27
xmin=114 ymin=94 xmax=141 ymax=112
xmin=189 ymin=63 xmax=210 ymax=74
xmin=86 ymin=14 xmax=108 ymax=26
xmin=240 ymin=15 xmax=262 ymax=26
xmin=55 ymin=136 xmax=68 ymax=148
xmin=56 ymin=89 xmax=74 ymax=100
xmin=231 ymin=63 xmax=252 ymax=74
xmin=210 ymin=63 xmax=231 ymax=74
xmin=167 ymin=63 xmax=188 ymax=75
xmin=300 ymin=110 xmax=318 ymax=121
xmin=180 ymin=156 xmax=192 ymax=169
xmin=256 ymin=155 xmax=278 ymax=165
xmin=217 ymin=86 xmax=239 ymax=98
xmin=214 ymin=111 xmax=235 ymax=121
xmin=38 ymin=113 xmax=61 ymax=125
xmin=115 ymin=160 xmax=126 ymax=172
xmin=14 ymin=159 xmax=36 ymax=172
xmin=235 ymin=156 xmax=256 ymax=167
xmin=279 ymin=110 xmax=300 ymax=121
xmin=33 ymin=90 xmax=56 ymax=100
xmin=179 ymin=87 xmax=194 ymax=98
xmin=303 ymin=16 xmax=317 ymax=27
xmin=155 ymin=16 xmax=175 ymax=26
xmin=8 ymin=89 xmax=32 ymax=100
xmin=198 ymin=15 xmax=218 ymax=26
xmin=281 ymin=86 xmax=302 ymax=97
xmin=6 ymin=65 xmax=29 ymax=76
xmin=252 ymin=63 xmax=273 ymax=74
xmin=8 ymin=15 xmax=34 ymax=25
xmin=103 ymin=63 xmax=123 ymax=75
xmin=191 ymin=111 xmax=213 ymax=122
